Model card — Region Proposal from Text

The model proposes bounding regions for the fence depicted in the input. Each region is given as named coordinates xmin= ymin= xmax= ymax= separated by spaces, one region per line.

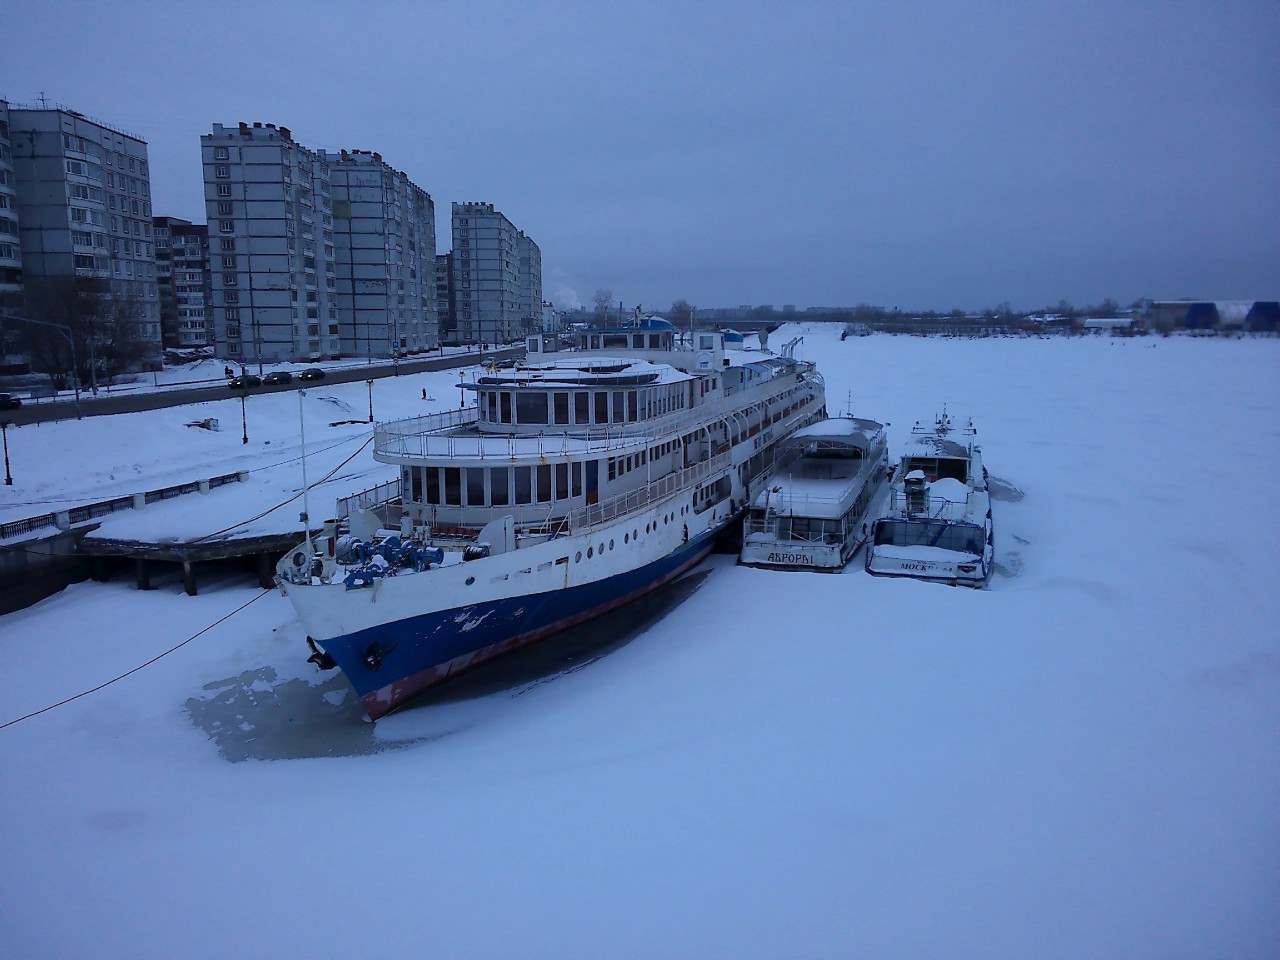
xmin=0 ymin=471 xmax=245 ymax=543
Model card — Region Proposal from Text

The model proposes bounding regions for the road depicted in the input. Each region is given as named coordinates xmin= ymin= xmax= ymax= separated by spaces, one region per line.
xmin=3 ymin=347 xmax=522 ymax=426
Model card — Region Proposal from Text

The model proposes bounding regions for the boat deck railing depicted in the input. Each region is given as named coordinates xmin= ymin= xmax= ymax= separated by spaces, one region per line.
xmin=372 ymin=366 xmax=822 ymax=463
xmin=567 ymin=451 xmax=732 ymax=533
xmin=889 ymin=488 xmax=971 ymax=520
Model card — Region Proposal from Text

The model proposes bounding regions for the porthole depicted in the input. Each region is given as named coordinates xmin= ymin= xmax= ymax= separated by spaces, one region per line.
xmin=634 ymin=529 xmax=639 ymax=540
xmin=624 ymin=533 xmax=629 ymax=544
xmin=587 ymin=547 xmax=593 ymax=558
xmin=609 ymin=539 xmax=614 ymax=550
xmin=575 ymin=551 xmax=582 ymax=562
xmin=465 ymin=576 xmax=475 ymax=586
xmin=598 ymin=543 xmax=605 ymax=554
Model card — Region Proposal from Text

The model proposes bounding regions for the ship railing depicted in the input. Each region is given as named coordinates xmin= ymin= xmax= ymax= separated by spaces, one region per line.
xmin=336 ymin=477 xmax=402 ymax=520
xmin=372 ymin=368 xmax=820 ymax=463
xmin=889 ymin=489 xmax=970 ymax=520
xmin=567 ymin=451 xmax=732 ymax=533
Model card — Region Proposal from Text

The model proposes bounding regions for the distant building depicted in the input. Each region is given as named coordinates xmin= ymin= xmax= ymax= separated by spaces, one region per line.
xmin=6 ymin=101 xmax=162 ymax=364
xmin=0 ymin=100 xmax=22 ymax=366
xmin=202 ymin=122 xmax=338 ymax=363
xmin=517 ymin=230 xmax=542 ymax=334
xmin=323 ymin=148 xmax=437 ymax=357
xmin=435 ymin=252 xmax=454 ymax=342
xmin=782 ymin=304 xmax=796 ymax=313
xmin=540 ymin=300 xmax=561 ymax=333
xmin=1146 ymin=300 xmax=1279 ymax=332
xmin=153 ymin=217 xmax=211 ymax=347
xmin=451 ymin=201 xmax=521 ymax=345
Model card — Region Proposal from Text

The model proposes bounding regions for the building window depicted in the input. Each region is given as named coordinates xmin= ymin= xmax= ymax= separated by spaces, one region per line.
xmin=220 ymin=238 xmax=235 ymax=251
xmin=214 ymin=146 xmax=228 ymax=160
xmin=219 ymin=219 xmax=234 ymax=233
xmin=217 ymin=183 xmax=231 ymax=198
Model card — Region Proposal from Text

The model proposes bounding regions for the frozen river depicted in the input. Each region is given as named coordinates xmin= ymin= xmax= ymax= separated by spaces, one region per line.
xmin=2 ymin=328 xmax=1277 ymax=958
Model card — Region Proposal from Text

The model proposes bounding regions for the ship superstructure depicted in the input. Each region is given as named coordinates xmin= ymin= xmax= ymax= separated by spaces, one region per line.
xmin=278 ymin=319 xmax=826 ymax=717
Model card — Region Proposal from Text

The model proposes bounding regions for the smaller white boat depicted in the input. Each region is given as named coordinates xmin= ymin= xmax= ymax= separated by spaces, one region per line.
xmin=740 ymin=417 xmax=889 ymax=571
xmin=865 ymin=412 xmax=993 ymax=587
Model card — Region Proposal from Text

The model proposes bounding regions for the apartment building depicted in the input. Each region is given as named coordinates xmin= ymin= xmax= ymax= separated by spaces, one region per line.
xmin=0 ymin=100 xmax=21 ymax=300
xmin=5 ymin=101 xmax=162 ymax=363
xmin=517 ymin=230 xmax=542 ymax=333
xmin=201 ymin=121 xmax=338 ymax=363
xmin=153 ymin=216 xmax=211 ymax=348
xmin=322 ymin=149 xmax=437 ymax=357
xmin=450 ymin=201 xmax=521 ymax=345
xmin=435 ymin=251 xmax=454 ymax=342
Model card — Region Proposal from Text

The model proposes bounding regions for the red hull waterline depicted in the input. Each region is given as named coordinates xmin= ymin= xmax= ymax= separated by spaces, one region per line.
xmin=360 ymin=542 xmax=715 ymax=720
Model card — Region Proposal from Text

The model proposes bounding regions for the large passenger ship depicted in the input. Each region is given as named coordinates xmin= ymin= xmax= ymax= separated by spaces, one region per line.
xmin=277 ymin=319 xmax=826 ymax=718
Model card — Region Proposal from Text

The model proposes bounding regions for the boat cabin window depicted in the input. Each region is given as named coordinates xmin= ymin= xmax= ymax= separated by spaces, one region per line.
xmin=611 ymin=390 xmax=624 ymax=423
xmin=466 ymin=468 xmax=484 ymax=506
xmin=902 ymin=456 xmax=966 ymax=483
xmin=553 ymin=392 xmax=569 ymax=424
xmin=516 ymin=391 xmax=548 ymax=424
xmin=486 ymin=391 xmax=497 ymax=421
xmin=594 ymin=391 xmax=608 ymax=423
xmin=491 ymin=467 xmax=509 ymax=505
xmin=443 ymin=467 xmax=461 ymax=506
xmin=875 ymin=519 xmax=983 ymax=555
xmin=632 ymin=334 xmax=645 ymax=348
xmin=500 ymin=392 xmax=512 ymax=423
xmin=426 ymin=468 xmax=440 ymax=504
xmin=604 ymin=334 xmax=628 ymax=348
xmin=515 ymin=466 xmax=532 ymax=504
xmin=536 ymin=464 xmax=552 ymax=503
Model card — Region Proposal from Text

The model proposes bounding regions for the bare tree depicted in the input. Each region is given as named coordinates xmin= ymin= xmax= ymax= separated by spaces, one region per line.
xmin=591 ymin=289 xmax=614 ymax=323
xmin=669 ymin=299 xmax=693 ymax=332
xmin=20 ymin=276 xmax=150 ymax=389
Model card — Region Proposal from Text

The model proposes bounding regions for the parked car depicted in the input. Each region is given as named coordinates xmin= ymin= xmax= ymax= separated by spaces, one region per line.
xmin=0 ymin=393 xmax=22 ymax=410
xmin=299 ymin=368 xmax=326 ymax=382
xmin=263 ymin=371 xmax=293 ymax=385
xmin=228 ymin=375 xmax=262 ymax=390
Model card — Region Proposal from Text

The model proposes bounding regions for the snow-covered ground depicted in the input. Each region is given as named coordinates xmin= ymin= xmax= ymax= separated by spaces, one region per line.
xmin=0 ymin=365 xmax=475 ymax=529
xmin=2 ymin=329 xmax=1278 ymax=958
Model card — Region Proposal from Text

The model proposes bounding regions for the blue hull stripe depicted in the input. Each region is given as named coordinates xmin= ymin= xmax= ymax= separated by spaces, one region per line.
xmin=321 ymin=530 xmax=717 ymax=718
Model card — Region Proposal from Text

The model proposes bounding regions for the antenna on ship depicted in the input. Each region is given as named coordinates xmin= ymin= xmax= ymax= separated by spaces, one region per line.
xmin=845 ymin=389 xmax=854 ymax=417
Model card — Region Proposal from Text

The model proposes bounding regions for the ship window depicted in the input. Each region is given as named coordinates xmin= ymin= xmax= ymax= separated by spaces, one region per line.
xmin=587 ymin=546 xmax=593 ymax=558
xmin=594 ymin=391 xmax=607 ymax=423
xmin=411 ymin=468 xmax=423 ymax=503
xmin=571 ymin=461 xmax=582 ymax=497
xmin=611 ymin=390 xmax=624 ymax=423
xmin=627 ymin=391 xmax=637 ymax=421
xmin=486 ymin=391 xmax=497 ymax=421
xmin=500 ymin=391 xmax=512 ymax=423
xmin=624 ymin=533 xmax=629 ymax=544
xmin=553 ymin=392 xmax=569 ymax=424
xmin=444 ymin=467 xmax=461 ymax=506
xmin=514 ymin=466 xmax=532 ymax=504
xmin=517 ymin=391 xmax=548 ymax=424
xmin=575 ymin=551 xmax=582 ymax=562
xmin=555 ymin=462 xmax=568 ymax=499
xmin=490 ymin=467 xmax=509 ymax=505
xmin=608 ymin=459 xmax=616 ymax=481
xmin=649 ymin=334 xmax=661 ymax=348
xmin=466 ymin=468 xmax=485 ymax=506
xmin=604 ymin=334 xmax=627 ymax=348
xmin=426 ymin=468 xmax=440 ymax=504
xmin=537 ymin=464 xmax=552 ymax=505
xmin=574 ymin=391 xmax=589 ymax=424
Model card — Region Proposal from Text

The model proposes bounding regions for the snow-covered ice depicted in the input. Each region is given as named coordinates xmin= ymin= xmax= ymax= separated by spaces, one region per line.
xmin=1 ymin=329 xmax=1278 ymax=958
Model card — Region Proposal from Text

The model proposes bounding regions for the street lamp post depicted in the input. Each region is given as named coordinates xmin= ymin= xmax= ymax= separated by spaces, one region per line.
xmin=366 ymin=379 xmax=374 ymax=423
xmin=240 ymin=394 xmax=248 ymax=445
xmin=2 ymin=421 xmax=13 ymax=485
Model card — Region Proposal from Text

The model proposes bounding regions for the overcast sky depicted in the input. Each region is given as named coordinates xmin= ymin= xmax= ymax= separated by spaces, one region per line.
xmin=5 ymin=0 xmax=1277 ymax=310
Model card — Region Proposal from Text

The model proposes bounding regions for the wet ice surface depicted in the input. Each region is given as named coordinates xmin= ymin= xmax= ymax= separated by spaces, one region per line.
xmin=186 ymin=570 xmax=712 ymax=760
